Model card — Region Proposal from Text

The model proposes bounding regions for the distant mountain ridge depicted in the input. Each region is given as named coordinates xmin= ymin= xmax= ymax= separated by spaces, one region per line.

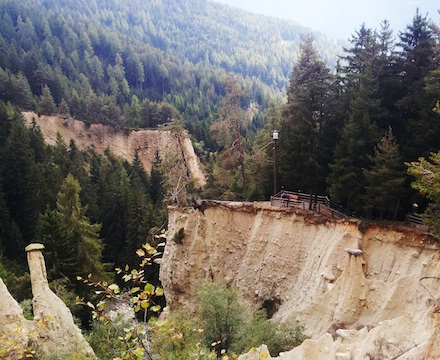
xmin=0 ymin=0 xmax=342 ymax=144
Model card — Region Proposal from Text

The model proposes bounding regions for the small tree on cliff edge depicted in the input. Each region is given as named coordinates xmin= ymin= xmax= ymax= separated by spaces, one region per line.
xmin=407 ymin=151 xmax=440 ymax=237
xmin=406 ymin=104 xmax=440 ymax=236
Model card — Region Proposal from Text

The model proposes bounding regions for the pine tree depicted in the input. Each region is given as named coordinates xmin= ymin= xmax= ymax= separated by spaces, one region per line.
xmin=39 ymin=84 xmax=56 ymax=115
xmin=407 ymin=151 xmax=440 ymax=236
xmin=396 ymin=10 xmax=437 ymax=160
xmin=124 ymin=188 xmax=153 ymax=266
xmin=328 ymin=25 xmax=384 ymax=213
xmin=279 ymin=35 xmax=335 ymax=195
xmin=96 ymin=154 xmax=129 ymax=265
xmin=47 ymin=173 xmax=107 ymax=280
xmin=150 ymin=151 xmax=164 ymax=206
xmin=327 ymin=85 xmax=379 ymax=213
xmin=0 ymin=179 xmax=11 ymax=254
xmin=58 ymin=98 xmax=70 ymax=117
xmin=363 ymin=128 xmax=406 ymax=219
xmin=13 ymin=72 xmax=34 ymax=110
xmin=1 ymin=117 xmax=39 ymax=248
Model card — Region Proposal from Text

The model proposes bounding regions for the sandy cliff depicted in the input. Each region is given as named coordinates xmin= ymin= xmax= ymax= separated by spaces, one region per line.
xmin=22 ymin=111 xmax=205 ymax=185
xmin=160 ymin=201 xmax=440 ymax=359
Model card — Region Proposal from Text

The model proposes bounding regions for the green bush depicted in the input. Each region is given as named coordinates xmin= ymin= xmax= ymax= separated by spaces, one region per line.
xmin=19 ymin=298 xmax=33 ymax=320
xmin=172 ymin=228 xmax=185 ymax=244
xmin=197 ymin=282 xmax=243 ymax=356
xmin=86 ymin=316 xmax=130 ymax=359
xmin=196 ymin=282 xmax=305 ymax=357
xmin=236 ymin=309 xmax=305 ymax=355
xmin=150 ymin=310 xmax=213 ymax=360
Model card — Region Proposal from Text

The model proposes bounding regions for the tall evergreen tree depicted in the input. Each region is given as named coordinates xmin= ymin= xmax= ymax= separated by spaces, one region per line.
xmin=96 ymin=153 xmax=129 ymax=264
xmin=39 ymin=84 xmax=57 ymax=115
xmin=1 ymin=117 xmax=39 ymax=250
xmin=150 ymin=150 xmax=164 ymax=206
xmin=396 ymin=11 xmax=437 ymax=160
xmin=279 ymin=35 xmax=334 ymax=195
xmin=51 ymin=173 xmax=107 ymax=280
xmin=327 ymin=101 xmax=379 ymax=213
xmin=0 ymin=179 xmax=11 ymax=254
xmin=328 ymin=25 xmax=383 ymax=212
xmin=12 ymin=72 xmax=34 ymax=110
xmin=363 ymin=128 xmax=406 ymax=219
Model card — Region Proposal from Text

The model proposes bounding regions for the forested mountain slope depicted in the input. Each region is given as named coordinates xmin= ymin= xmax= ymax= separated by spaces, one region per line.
xmin=0 ymin=0 xmax=341 ymax=147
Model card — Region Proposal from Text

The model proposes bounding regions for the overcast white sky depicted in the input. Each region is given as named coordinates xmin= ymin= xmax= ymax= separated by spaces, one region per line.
xmin=214 ymin=0 xmax=439 ymax=40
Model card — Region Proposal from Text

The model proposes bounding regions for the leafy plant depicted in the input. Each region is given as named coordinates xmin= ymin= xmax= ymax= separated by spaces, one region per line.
xmin=85 ymin=317 xmax=129 ymax=360
xmin=150 ymin=310 xmax=212 ymax=360
xmin=77 ymin=240 xmax=166 ymax=360
xmin=196 ymin=283 xmax=243 ymax=357
xmin=196 ymin=282 xmax=305 ymax=357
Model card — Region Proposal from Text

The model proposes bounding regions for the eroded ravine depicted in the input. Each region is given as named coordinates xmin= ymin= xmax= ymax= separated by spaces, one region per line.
xmin=161 ymin=201 xmax=440 ymax=359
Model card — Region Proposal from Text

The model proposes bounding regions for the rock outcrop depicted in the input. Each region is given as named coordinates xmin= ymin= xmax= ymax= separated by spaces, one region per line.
xmin=0 ymin=244 xmax=95 ymax=359
xmin=22 ymin=111 xmax=205 ymax=186
xmin=161 ymin=201 xmax=440 ymax=359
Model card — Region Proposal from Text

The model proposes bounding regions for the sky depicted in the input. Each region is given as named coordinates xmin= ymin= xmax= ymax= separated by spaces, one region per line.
xmin=214 ymin=0 xmax=439 ymax=40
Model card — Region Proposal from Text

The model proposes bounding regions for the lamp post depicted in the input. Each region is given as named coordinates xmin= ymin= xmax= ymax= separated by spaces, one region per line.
xmin=271 ymin=130 xmax=279 ymax=196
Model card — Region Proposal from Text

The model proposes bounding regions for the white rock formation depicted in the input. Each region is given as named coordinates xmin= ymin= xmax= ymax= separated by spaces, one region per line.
xmin=0 ymin=244 xmax=95 ymax=359
xmin=160 ymin=201 xmax=440 ymax=359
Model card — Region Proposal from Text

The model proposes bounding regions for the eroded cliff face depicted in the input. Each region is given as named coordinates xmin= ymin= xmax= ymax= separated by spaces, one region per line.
xmin=22 ymin=111 xmax=205 ymax=185
xmin=160 ymin=202 xmax=440 ymax=359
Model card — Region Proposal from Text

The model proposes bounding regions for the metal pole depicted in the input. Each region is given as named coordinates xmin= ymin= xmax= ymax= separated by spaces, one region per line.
xmin=272 ymin=130 xmax=279 ymax=196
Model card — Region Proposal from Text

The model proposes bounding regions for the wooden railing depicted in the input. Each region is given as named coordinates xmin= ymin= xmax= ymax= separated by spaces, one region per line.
xmin=405 ymin=214 xmax=429 ymax=231
xmin=270 ymin=190 xmax=348 ymax=220
xmin=271 ymin=190 xmax=430 ymax=231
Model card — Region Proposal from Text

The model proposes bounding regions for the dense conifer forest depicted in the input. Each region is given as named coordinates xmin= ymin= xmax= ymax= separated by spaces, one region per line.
xmin=0 ymin=0 xmax=440 ymax=345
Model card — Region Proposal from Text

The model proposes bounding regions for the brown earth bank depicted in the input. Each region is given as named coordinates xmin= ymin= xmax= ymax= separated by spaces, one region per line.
xmin=160 ymin=201 xmax=440 ymax=359
xmin=22 ymin=111 xmax=205 ymax=185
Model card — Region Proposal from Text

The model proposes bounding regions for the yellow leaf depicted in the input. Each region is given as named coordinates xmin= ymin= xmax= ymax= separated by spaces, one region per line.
xmin=141 ymin=301 xmax=149 ymax=309
xmin=108 ymin=283 xmax=120 ymax=294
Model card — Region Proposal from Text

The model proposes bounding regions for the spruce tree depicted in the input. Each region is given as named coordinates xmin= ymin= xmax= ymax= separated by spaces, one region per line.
xmin=13 ymin=72 xmax=34 ymax=110
xmin=39 ymin=84 xmax=56 ymax=115
xmin=363 ymin=128 xmax=406 ymax=219
xmin=407 ymin=151 xmax=440 ymax=236
xmin=96 ymin=154 xmax=129 ymax=265
xmin=279 ymin=35 xmax=334 ymax=195
xmin=328 ymin=25 xmax=384 ymax=213
xmin=150 ymin=151 xmax=164 ymax=206
xmin=53 ymin=174 xmax=107 ymax=280
xmin=1 ymin=117 xmax=39 ymax=248
xmin=58 ymin=98 xmax=70 ymax=117
xmin=396 ymin=10 xmax=437 ymax=160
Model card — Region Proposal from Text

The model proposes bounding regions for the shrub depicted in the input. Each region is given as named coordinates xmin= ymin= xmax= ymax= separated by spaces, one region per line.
xmin=172 ymin=227 xmax=185 ymax=244
xmin=197 ymin=283 xmax=243 ymax=356
xmin=86 ymin=316 xmax=131 ymax=359
xmin=150 ymin=310 xmax=213 ymax=359
xmin=196 ymin=282 xmax=306 ymax=357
